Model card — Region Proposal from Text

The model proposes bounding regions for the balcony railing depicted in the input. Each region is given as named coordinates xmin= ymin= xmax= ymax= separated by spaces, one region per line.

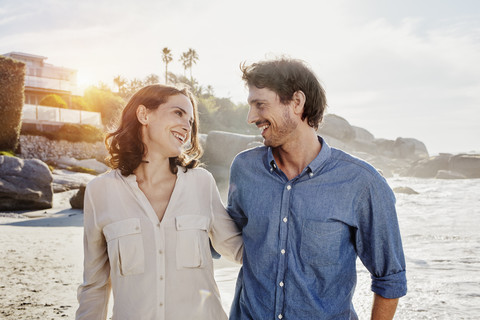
xmin=22 ymin=104 xmax=102 ymax=127
xmin=25 ymin=75 xmax=77 ymax=92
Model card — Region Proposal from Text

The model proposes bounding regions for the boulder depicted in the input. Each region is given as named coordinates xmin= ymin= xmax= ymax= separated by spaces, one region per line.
xmin=393 ymin=186 xmax=419 ymax=195
xmin=70 ymin=185 xmax=86 ymax=209
xmin=435 ymin=170 xmax=467 ymax=179
xmin=393 ymin=137 xmax=429 ymax=160
xmin=318 ymin=114 xmax=355 ymax=142
xmin=374 ymin=139 xmax=396 ymax=158
xmin=448 ymin=154 xmax=480 ymax=178
xmin=202 ymin=131 xmax=262 ymax=168
xmin=0 ymin=155 xmax=53 ymax=210
xmin=404 ymin=154 xmax=451 ymax=178
xmin=54 ymin=156 xmax=108 ymax=174
xmin=52 ymin=169 xmax=96 ymax=192
xmin=352 ymin=126 xmax=375 ymax=142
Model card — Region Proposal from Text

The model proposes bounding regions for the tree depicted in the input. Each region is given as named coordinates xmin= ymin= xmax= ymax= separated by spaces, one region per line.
xmin=179 ymin=52 xmax=189 ymax=78
xmin=144 ymin=73 xmax=159 ymax=85
xmin=71 ymin=96 xmax=88 ymax=110
xmin=113 ymin=75 xmax=127 ymax=92
xmin=83 ymin=86 xmax=125 ymax=126
xmin=185 ymin=48 xmax=199 ymax=83
xmin=161 ymin=47 xmax=173 ymax=84
xmin=39 ymin=94 xmax=67 ymax=109
xmin=0 ymin=56 xmax=25 ymax=152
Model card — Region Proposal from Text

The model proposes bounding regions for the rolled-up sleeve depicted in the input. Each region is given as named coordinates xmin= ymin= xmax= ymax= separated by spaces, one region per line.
xmin=355 ymin=175 xmax=407 ymax=299
xmin=76 ymin=184 xmax=111 ymax=320
xmin=208 ymin=173 xmax=243 ymax=264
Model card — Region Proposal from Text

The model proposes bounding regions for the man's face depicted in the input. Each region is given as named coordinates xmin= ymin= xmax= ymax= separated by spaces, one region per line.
xmin=247 ymin=85 xmax=298 ymax=148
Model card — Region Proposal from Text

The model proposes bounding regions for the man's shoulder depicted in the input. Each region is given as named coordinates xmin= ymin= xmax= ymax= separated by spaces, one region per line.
xmin=233 ymin=145 xmax=267 ymax=165
xmin=329 ymin=147 xmax=383 ymax=179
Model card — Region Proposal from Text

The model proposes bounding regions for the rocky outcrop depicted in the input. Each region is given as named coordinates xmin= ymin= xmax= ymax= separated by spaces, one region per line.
xmin=70 ymin=185 xmax=86 ymax=209
xmin=448 ymin=154 xmax=480 ymax=178
xmin=19 ymin=135 xmax=107 ymax=163
xmin=393 ymin=186 xmax=419 ymax=195
xmin=0 ymin=155 xmax=53 ymax=210
xmin=202 ymin=131 xmax=263 ymax=183
xmin=405 ymin=153 xmax=480 ymax=179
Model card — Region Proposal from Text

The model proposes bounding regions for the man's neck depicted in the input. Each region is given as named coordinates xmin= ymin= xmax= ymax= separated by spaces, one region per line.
xmin=272 ymin=129 xmax=321 ymax=181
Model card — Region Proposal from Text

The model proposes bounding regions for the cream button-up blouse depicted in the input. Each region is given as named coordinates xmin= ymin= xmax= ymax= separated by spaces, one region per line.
xmin=76 ymin=167 xmax=243 ymax=320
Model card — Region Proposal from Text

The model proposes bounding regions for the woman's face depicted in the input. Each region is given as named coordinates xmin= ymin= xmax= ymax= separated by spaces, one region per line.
xmin=140 ymin=94 xmax=194 ymax=159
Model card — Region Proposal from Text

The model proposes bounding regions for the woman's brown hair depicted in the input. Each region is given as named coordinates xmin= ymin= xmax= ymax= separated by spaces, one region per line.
xmin=105 ymin=84 xmax=202 ymax=176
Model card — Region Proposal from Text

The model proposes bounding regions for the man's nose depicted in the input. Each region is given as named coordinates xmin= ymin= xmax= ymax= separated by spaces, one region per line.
xmin=247 ymin=106 xmax=257 ymax=124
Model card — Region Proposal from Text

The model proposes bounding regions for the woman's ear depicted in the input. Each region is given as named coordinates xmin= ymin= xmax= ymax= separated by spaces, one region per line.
xmin=136 ymin=105 xmax=149 ymax=125
xmin=292 ymin=90 xmax=306 ymax=115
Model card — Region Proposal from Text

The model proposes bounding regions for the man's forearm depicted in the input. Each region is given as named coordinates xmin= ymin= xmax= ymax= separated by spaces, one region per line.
xmin=371 ymin=293 xmax=399 ymax=320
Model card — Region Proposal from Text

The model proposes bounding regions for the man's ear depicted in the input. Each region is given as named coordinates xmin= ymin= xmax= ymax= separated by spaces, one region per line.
xmin=136 ymin=105 xmax=148 ymax=125
xmin=292 ymin=90 xmax=306 ymax=115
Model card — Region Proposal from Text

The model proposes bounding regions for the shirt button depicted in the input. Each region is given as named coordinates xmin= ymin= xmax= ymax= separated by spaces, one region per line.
xmin=270 ymin=168 xmax=273 ymax=172
xmin=309 ymin=172 xmax=314 ymax=177
xmin=159 ymin=275 xmax=164 ymax=280
xmin=286 ymin=185 xmax=291 ymax=190
xmin=273 ymin=163 xmax=277 ymax=169
xmin=281 ymin=249 xmax=285 ymax=254
xmin=156 ymin=223 xmax=160 ymax=227
xmin=278 ymin=314 xmax=283 ymax=319
xmin=159 ymin=302 xmax=163 ymax=307
xmin=135 ymin=226 xmax=140 ymax=231
xmin=279 ymin=281 xmax=284 ymax=287
xmin=283 ymin=217 xmax=287 ymax=223
xmin=158 ymin=250 xmax=163 ymax=254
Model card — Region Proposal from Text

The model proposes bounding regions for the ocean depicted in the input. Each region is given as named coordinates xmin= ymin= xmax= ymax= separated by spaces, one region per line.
xmin=215 ymin=177 xmax=480 ymax=319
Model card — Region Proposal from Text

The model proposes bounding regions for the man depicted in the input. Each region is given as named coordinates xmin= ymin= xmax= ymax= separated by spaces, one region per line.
xmin=227 ymin=58 xmax=407 ymax=319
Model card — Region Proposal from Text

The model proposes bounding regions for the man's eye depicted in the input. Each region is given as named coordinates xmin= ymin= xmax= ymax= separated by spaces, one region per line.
xmin=175 ymin=110 xmax=182 ymax=116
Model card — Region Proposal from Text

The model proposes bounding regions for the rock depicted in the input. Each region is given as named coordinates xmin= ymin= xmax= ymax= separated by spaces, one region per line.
xmin=393 ymin=137 xmax=429 ymax=160
xmin=70 ymin=185 xmax=86 ymax=209
xmin=374 ymin=139 xmax=396 ymax=158
xmin=404 ymin=154 xmax=451 ymax=178
xmin=393 ymin=186 xmax=419 ymax=195
xmin=448 ymin=154 xmax=480 ymax=178
xmin=318 ymin=114 xmax=355 ymax=142
xmin=202 ymin=131 xmax=263 ymax=183
xmin=55 ymin=156 xmax=108 ymax=174
xmin=435 ymin=170 xmax=467 ymax=179
xmin=352 ymin=126 xmax=375 ymax=142
xmin=52 ymin=169 xmax=96 ymax=192
xmin=0 ymin=155 xmax=53 ymax=210
xmin=203 ymin=131 xmax=262 ymax=168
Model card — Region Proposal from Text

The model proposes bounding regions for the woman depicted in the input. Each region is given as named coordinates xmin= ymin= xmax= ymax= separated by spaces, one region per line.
xmin=76 ymin=84 xmax=243 ymax=320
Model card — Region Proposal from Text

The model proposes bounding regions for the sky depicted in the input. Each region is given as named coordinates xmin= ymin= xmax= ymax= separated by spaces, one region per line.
xmin=1 ymin=0 xmax=479 ymax=155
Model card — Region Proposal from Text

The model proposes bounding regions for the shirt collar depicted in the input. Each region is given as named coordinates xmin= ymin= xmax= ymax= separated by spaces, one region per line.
xmin=265 ymin=135 xmax=332 ymax=177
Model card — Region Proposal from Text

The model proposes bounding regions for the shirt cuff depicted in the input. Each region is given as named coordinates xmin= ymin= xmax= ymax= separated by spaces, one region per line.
xmin=371 ymin=270 xmax=407 ymax=299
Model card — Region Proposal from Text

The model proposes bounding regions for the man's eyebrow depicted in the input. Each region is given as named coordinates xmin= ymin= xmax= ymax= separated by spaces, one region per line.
xmin=248 ymin=98 xmax=265 ymax=105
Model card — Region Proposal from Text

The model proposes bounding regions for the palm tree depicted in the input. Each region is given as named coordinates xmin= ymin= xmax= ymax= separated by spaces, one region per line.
xmin=144 ymin=73 xmax=159 ymax=85
xmin=113 ymin=75 xmax=127 ymax=94
xmin=161 ymin=47 xmax=173 ymax=84
xmin=179 ymin=52 xmax=189 ymax=78
xmin=186 ymin=48 xmax=199 ymax=83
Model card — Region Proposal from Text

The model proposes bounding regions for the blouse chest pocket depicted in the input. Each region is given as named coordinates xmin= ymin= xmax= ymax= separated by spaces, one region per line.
xmin=103 ymin=218 xmax=145 ymax=276
xmin=175 ymin=215 xmax=211 ymax=269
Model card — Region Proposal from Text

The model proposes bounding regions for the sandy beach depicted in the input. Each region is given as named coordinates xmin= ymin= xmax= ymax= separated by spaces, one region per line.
xmin=2 ymin=176 xmax=480 ymax=319
xmin=0 ymin=190 xmax=242 ymax=319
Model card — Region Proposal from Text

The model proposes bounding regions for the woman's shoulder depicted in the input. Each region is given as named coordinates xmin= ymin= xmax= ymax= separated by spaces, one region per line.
xmin=86 ymin=169 xmax=122 ymax=189
xmin=180 ymin=166 xmax=214 ymax=183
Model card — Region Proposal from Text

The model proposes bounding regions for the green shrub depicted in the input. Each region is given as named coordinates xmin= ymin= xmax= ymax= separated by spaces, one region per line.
xmin=21 ymin=123 xmax=104 ymax=143
xmin=39 ymin=94 xmax=67 ymax=109
xmin=0 ymin=56 xmax=25 ymax=151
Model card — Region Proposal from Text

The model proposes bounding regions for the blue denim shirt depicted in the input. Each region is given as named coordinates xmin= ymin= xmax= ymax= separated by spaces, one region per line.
xmin=227 ymin=137 xmax=407 ymax=320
